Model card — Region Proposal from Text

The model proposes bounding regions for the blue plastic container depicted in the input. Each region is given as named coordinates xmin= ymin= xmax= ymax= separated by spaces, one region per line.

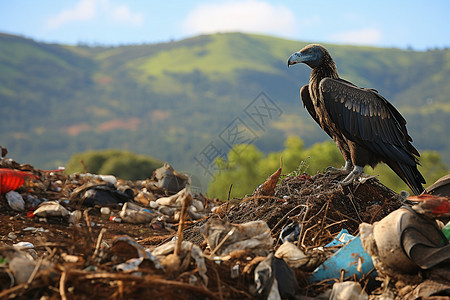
xmin=309 ymin=230 xmax=375 ymax=283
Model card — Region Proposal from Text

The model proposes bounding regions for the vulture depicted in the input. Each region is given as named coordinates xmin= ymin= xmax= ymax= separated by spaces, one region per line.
xmin=287 ymin=44 xmax=425 ymax=194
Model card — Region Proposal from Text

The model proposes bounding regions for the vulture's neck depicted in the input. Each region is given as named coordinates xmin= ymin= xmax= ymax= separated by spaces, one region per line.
xmin=310 ymin=54 xmax=339 ymax=84
xmin=309 ymin=54 xmax=339 ymax=102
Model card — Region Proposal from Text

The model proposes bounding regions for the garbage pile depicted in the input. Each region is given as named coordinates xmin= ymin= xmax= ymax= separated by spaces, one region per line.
xmin=0 ymin=149 xmax=449 ymax=299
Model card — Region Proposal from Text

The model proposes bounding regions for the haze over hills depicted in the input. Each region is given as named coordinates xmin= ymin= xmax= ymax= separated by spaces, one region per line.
xmin=0 ymin=32 xmax=449 ymax=187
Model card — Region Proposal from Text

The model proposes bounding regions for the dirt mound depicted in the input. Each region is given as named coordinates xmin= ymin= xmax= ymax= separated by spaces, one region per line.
xmin=185 ymin=171 xmax=404 ymax=250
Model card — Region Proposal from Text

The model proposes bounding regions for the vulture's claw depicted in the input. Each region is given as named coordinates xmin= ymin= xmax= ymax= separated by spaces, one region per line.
xmin=340 ymin=166 xmax=364 ymax=186
xmin=326 ymin=160 xmax=353 ymax=175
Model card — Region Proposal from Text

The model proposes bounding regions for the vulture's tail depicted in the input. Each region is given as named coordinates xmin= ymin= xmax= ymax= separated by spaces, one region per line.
xmin=387 ymin=161 xmax=425 ymax=195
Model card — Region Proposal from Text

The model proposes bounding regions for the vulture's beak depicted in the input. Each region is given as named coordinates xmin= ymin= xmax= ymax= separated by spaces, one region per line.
xmin=287 ymin=51 xmax=303 ymax=68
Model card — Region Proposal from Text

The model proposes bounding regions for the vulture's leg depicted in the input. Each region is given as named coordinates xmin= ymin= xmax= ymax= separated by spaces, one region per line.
xmin=340 ymin=165 xmax=364 ymax=185
xmin=326 ymin=160 xmax=353 ymax=175
xmin=326 ymin=138 xmax=352 ymax=174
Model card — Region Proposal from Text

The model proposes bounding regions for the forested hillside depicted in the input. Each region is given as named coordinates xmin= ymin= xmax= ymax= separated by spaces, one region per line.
xmin=0 ymin=32 xmax=449 ymax=188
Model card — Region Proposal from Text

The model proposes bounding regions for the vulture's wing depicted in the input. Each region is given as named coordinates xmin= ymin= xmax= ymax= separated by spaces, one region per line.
xmin=301 ymin=84 xmax=334 ymax=140
xmin=318 ymin=78 xmax=419 ymax=165
xmin=319 ymin=78 xmax=425 ymax=194
xmin=300 ymin=85 xmax=317 ymax=121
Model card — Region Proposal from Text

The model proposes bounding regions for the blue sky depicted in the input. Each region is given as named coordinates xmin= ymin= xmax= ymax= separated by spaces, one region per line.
xmin=1 ymin=0 xmax=449 ymax=50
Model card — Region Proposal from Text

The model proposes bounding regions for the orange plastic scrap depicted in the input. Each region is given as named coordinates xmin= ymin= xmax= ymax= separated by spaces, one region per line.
xmin=409 ymin=194 xmax=450 ymax=216
xmin=0 ymin=168 xmax=35 ymax=195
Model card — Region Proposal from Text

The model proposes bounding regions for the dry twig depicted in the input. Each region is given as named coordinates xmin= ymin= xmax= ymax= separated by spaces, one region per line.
xmin=91 ymin=228 xmax=107 ymax=261
xmin=59 ymin=268 xmax=68 ymax=300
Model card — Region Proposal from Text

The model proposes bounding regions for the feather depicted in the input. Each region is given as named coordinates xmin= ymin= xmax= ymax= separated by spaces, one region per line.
xmin=343 ymin=105 xmax=352 ymax=133
xmin=369 ymin=102 xmax=375 ymax=117
xmin=359 ymin=114 xmax=367 ymax=139
xmin=360 ymin=100 xmax=367 ymax=116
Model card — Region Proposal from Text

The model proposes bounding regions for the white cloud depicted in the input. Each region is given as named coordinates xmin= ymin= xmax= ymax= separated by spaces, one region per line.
xmin=182 ymin=0 xmax=296 ymax=36
xmin=45 ymin=0 xmax=143 ymax=29
xmin=109 ymin=4 xmax=143 ymax=26
xmin=46 ymin=0 xmax=96 ymax=29
xmin=329 ymin=28 xmax=382 ymax=45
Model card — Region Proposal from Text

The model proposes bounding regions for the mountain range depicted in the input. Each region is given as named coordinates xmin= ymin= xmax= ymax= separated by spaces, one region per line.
xmin=1 ymin=32 xmax=449 ymax=187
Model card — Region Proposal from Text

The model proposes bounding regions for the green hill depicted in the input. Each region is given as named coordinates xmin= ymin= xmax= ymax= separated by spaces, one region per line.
xmin=0 ymin=32 xmax=449 ymax=188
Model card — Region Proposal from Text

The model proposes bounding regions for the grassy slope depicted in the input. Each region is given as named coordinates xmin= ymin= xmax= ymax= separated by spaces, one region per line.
xmin=0 ymin=32 xmax=448 ymax=182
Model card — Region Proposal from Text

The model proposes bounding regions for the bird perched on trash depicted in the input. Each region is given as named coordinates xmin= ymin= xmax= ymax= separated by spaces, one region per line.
xmin=287 ymin=44 xmax=425 ymax=194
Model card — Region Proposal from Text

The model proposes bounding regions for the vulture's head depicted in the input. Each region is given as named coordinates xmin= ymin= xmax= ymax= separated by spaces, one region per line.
xmin=287 ymin=44 xmax=329 ymax=69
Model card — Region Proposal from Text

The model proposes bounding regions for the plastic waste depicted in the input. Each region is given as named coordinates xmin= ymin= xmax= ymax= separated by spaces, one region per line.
xmin=110 ymin=216 xmax=122 ymax=223
xmin=201 ymin=219 xmax=273 ymax=258
xmin=325 ymin=229 xmax=353 ymax=247
xmin=98 ymin=174 xmax=117 ymax=185
xmin=135 ymin=189 xmax=155 ymax=206
xmin=359 ymin=206 xmax=450 ymax=277
xmin=0 ymin=168 xmax=34 ymax=195
xmin=110 ymin=236 xmax=163 ymax=270
xmin=231 ymin=264 xmax=239 ymax=279
xmin=155 ymin=188 xmax=188 ymax=207
xmin=424 ymin=174 xmax=450 ymax=196
xmin=119 ymin=202 xmax=157 ymax=224
xmin=2 ymin=246 xmax=50 ymax=284
xmin=149 ymin=200 xmax=159 ymax=209
xmin=152 ymin=240 xmax=208 ymax=286
xmin=279 ymin=222 xmax=301 ymax=244
xmin=100 ymin=207 xmax=111 ymax=219
xmin=9 ymin=256 xmax=38 ymax=284
xmin=274 ymin=241 xmax=309 ymax=269
xmin=158 ymin=205 xmax=176 ymax=217
xmin=13 ymin=242 xmax=37 ymax=259
xmin=409 ymin=194 xmax=450 ymax=218
xmin=115 ymin=257 xmax=154 ymax=272
xmin=113 ymin=250 xmax=163 ymax=273
xmin=76 ymin=173 xmax=117 ymax=185
xmin=443 ymin=221 xmax=450 ymax=241
xmin=61 ymin=253 xmax=82 ymax=263
xmin=32 ymin=201 xmax=70 ymax=218
xmin=153 ymin=163 xmax=190 ymax=194
xmin=254 ymin=253 xmax=300 ymax=299
xmin=6 ymin=190 xmax=25 ymax=211
xmin=155 ymin=188 xmax=207 ymax=221
xmin=309 ymin=230 xmax=375 ymax=283
xmin=188 ymin=199 xmax=205 ymax=219
xmin=25 ymin=195 xmax=41 ymax=207
xmin=22 ymin=227 xmax=48 ymax=233
xmin=13 ymin=242 xmax=34 ymax=249
xmin=402 ymin=279 xmax=450 ymax=299
xmin=82 ymin=184 xmax=134 ymax=206
xmin=329 ymin=281 xmax=368 ymax=300
xmin=69 ymin=210 xmax=82 ymax=224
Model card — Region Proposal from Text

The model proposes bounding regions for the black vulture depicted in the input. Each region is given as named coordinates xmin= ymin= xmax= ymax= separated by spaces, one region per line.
xmin=287 ymin=44 xmax=425 ymax=194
